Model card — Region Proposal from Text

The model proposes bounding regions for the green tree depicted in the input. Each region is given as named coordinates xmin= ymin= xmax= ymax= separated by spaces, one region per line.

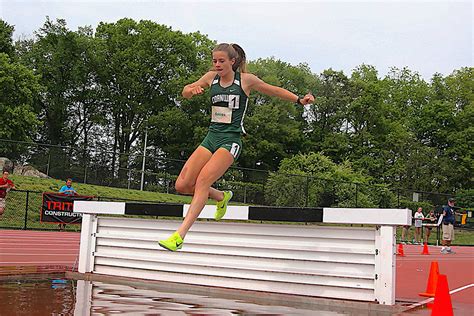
xmin=412 ymin=68 xmax=473 ymax=192
xmin=346 ymin=64 xmax=390 ymax=179
xmin=0 ymin=53 xmax=42 ymax=158
xmin=147 ymin=31 xmax=215 ymax=169
xmin=264 ymin=152 xmax=387 ymax=207
xmin=94 ymin=19 xmax=215 ymax=178
xmin=0 ymin=19 xmax=15 ymax=58
xmin=18 ymin=18 xmax=78 ymax=146
xmin=379 ymin=67 xmax=432 ymax=190
xmin=306 ymin=68 xmax=351 ymax=162
xmin=239 ymin=58 xmax=317 ymax=172
xmin=443 ymin=68 xmax=473 ymax=190
xmin=17 ymin=18 xmax=106 ymax=179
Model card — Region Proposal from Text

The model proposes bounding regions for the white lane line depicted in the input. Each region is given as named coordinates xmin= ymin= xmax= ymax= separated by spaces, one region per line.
xmin=406 ymin=283 xmax=474 ymax=309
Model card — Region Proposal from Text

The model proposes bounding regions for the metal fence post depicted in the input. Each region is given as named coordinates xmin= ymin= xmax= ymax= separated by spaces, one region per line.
xmin=355 ymin=183 xmax=359 ymax=208
xmin=397 ymin=189 xmax=400 ymax=208
xmin=46 ymin=151 xmax=51 ymax=176
xmin=23 ymin=191 xmax=29 ymax=230
xmin=305 ymin=176 xmax=309 ymax=207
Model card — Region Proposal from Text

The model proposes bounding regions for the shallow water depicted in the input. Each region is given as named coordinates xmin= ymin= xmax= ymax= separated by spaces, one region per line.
xmin=1 ymin=278 xmax=351 ymax=315
xmin=1 ymin=278 xmax=76 ymax=316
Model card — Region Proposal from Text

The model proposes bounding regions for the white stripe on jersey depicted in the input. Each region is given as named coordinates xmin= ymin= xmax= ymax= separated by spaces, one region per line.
xmin=240 ymin=98 xmax=249 ymax=135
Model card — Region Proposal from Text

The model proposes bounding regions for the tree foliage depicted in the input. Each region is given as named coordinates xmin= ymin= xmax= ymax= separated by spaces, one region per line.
xmin=0 ymin=20 xmax=41 ymax=159
xmin=0 ymin=19 xmax=15 ymax=58
xmin=2 ymin=17 xmax=470 ymax=203
xmin=265 ymin=152 xmax=396 ymax=207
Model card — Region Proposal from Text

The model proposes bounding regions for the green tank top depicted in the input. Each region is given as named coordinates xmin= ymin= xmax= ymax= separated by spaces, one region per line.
xmin=209 ymin=71 xmax=249 ymax=134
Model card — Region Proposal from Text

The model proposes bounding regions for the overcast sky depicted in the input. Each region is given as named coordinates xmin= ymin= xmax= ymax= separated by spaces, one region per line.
xmin=1 ymin=0 xmax=472 ymax=79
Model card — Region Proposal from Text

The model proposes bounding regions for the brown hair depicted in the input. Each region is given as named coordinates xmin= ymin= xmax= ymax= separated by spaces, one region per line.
xmin=213 ymin=43 xmax=247 ymax=73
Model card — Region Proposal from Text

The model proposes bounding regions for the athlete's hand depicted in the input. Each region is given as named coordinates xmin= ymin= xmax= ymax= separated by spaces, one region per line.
xmin=300 ymin=93 xmax=315 ymax=105
xmin=190 ymin=86 xmax=204 ymax=96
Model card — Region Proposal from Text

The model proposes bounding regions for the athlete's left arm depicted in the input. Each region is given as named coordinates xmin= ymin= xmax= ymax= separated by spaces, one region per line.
xmin=243 ymin=73 xmax=314 ymax=105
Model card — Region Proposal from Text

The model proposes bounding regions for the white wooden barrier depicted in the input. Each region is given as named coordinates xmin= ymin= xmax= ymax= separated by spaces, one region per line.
xmin=74 ymin=202 xmax=411 ymax=305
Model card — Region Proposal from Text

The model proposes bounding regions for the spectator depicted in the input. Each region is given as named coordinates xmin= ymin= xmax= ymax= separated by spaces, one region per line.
xmin=0 ymin=170 xmax=15 ymax=218
xmin=413 ymin=207 xmax=424 ymax=244
xmin=58 ymin=178 xmax=77 ymax=231
xmin=400 ymin=225 xmax=411 ymax=244
xmin=441 ymin=198 xmax=456 ymax=254
xmin=400 ymin=208 xmax=412 ymax=244
xmin=423 ymin=209 xmax=437 ymax=244
xmin=59 ymin=178 xmax=77 ymax=195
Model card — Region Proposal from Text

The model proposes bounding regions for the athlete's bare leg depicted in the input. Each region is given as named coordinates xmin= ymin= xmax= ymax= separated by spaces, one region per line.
xmin=175 ymin=146 xmax=225 ymax=201
xmin=177 ymin=148 xmax=234 ymax=238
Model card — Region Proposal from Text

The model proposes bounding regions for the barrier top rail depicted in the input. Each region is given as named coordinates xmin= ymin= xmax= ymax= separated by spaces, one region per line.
xmin=74 ymin=201 xmax=412 ymax=226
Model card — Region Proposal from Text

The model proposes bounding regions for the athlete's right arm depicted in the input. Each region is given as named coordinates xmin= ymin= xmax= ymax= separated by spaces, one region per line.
xmin=182 ymin=71 xmax=216 ymax=99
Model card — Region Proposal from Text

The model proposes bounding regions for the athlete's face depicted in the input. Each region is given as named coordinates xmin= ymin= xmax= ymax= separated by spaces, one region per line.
xmin=212 ymin=51 xmax=235 ymax=76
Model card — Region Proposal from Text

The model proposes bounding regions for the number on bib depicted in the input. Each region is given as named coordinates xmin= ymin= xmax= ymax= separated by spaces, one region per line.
xmin=228 ymin=95 xmax=240 ymax=109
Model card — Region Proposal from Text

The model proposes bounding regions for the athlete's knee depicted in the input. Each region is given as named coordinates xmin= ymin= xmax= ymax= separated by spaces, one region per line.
xmin=0 ymin=208 xmax=4 ymax=215
xmin=194 ymin=175 xmax=214 ymax=191
xmin=175 ymin=179 xmax=194 ymax=194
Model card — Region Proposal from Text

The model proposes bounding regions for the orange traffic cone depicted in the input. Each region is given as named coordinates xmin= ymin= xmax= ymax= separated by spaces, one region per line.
xmin=431 ymin=274 xmax=453 ymax=316
xmin=419 ymin=261 xmax=440 ymax=297
xmin=422 ymin=243 xmax=430 ymax=255
xmin=397 ymin=243 xmax=405 ymax=256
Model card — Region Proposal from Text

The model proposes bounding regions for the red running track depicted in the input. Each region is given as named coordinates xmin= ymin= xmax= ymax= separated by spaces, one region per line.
xmin=396 ymin=243 xmax=474 ymax=315
xmin=1 ymin=230 xmax=473 ymax=313
xmin=0 ymin=230 xmax=80 ymax=274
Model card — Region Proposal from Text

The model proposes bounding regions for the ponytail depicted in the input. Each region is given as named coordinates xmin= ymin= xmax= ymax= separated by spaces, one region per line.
xmin=231 ymin=43 xmax=246 ymax=73
xmin=213 ymin=43 xmax=247 ymax=73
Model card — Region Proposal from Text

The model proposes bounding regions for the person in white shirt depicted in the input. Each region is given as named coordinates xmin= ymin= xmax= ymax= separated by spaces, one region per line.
xmin=414 ymin=207 xmax=425 ymax=244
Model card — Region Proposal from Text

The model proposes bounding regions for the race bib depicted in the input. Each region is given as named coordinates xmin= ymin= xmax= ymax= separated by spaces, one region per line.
xmin=211 ymin=106 xmax=232 ymax=124
xmin=228 ymin=94 xmax=240 ymax=109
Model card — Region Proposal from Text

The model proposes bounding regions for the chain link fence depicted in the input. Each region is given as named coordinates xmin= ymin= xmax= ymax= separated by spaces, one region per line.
xmin=2 ymin=138 xmax=469 ymax=233
xmin=1 ymin=187 xmax=467 ymax=231
xmin=0 ymin=189 xmax=66 ymax=231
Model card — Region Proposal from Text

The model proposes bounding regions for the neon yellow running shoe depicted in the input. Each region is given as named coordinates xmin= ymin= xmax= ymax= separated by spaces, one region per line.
xmin=215 ymin=191 xmax=233 ymax=221
xmin=158 ymin=232 xmax=183 ymax=251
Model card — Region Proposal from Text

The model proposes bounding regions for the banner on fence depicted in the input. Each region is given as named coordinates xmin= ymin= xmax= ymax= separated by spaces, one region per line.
xmin=41 ymin=192 xmax=94 ymax=224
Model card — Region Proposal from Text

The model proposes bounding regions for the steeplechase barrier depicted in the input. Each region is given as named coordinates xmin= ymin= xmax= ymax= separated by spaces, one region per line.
xmin=74 ymin=202 xmax=411 ymax=305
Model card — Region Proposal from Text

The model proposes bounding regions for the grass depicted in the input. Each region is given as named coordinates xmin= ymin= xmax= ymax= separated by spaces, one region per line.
xmin=2 ymin=175 xmax=473 ymax=245
xmin=1 ymin=175 xmax=194 ymax=232
xmin=8 ymin=175 xmax=193 ymax=204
